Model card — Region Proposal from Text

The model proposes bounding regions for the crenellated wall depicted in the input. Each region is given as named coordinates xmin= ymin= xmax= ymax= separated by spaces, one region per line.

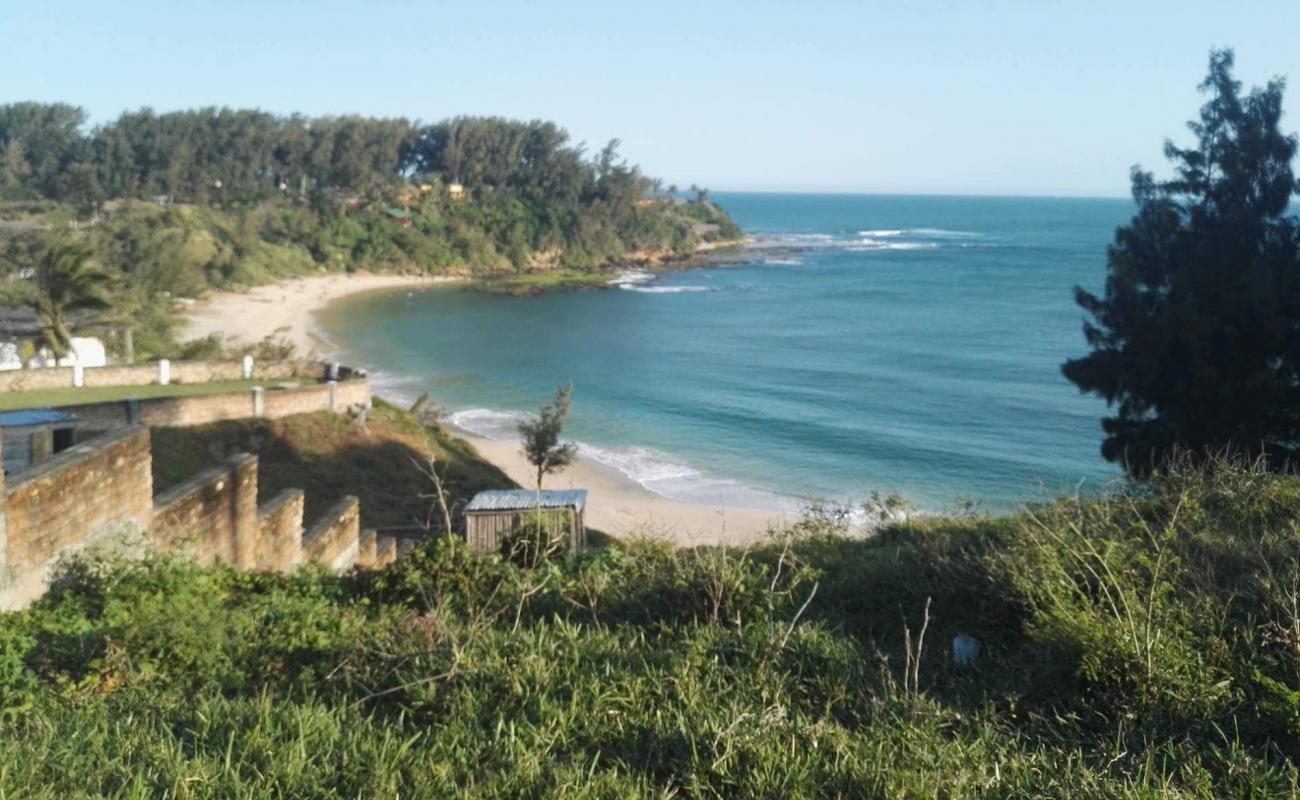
xmin=0 ymin=382 xmax=392 ymax=610
xmin=257 ymin=489 xmax=306 ymax=571
xmin=152 ymin=453 xmax=259 ymax=566
xmin=303 ymin=496 xmax=362 ymax=570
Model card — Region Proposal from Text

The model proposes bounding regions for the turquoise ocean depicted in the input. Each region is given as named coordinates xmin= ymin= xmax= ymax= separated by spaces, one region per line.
xmin=320 ymin=193 xmax=1133 ymax=513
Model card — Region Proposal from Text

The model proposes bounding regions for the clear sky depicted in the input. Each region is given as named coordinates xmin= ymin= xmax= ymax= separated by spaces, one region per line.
xmin=2 ymin=1 xmax=1299 ymax=197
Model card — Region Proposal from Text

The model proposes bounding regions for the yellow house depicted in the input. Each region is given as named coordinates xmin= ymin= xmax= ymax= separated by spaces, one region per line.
xmin=448 ymin=183 xmax=466 ymax=200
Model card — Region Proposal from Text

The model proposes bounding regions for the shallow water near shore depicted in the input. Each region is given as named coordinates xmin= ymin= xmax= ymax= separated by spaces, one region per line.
xmin=320 ymin=192 xmax=1131 ymax=513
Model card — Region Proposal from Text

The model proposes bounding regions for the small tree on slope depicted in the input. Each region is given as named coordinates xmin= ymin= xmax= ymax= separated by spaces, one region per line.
xmin=518 ymin=384 xmax=577 ymax=495
xmin=1063 ymin=49 xmax=1300 ymax=476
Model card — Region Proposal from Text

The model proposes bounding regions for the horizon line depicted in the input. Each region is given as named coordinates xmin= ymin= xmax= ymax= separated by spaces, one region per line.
xmin=705 ymin=188 xmax=1133 ymax=202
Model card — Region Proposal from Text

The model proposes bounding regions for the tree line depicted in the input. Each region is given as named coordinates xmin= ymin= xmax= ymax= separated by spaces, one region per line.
xmin=0 ymin=104 xmax=658 ymax=210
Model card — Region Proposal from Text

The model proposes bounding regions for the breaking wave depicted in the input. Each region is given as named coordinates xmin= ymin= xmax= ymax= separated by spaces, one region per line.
xmin=446 ymin=406 xmax=801 ymax=513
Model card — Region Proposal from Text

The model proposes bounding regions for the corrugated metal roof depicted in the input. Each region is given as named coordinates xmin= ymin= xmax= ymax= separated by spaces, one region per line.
xmin=465 ymin=489 xmax=587 ymax=513
xmin=0 ymin=409 xmax=76 ymax=428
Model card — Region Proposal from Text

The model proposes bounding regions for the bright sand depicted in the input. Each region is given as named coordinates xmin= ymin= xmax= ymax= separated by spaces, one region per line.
xmin=182 ymin=273 xmax=457 ymax=357
xmin=182 ymin=273 xmax=791 ymax=544
xmin=445 ymin=425 xmax=792 ymax=545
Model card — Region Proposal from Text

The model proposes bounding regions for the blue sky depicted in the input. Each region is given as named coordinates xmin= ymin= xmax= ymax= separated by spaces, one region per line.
xmin=2 ymin=1 xmax=1299 ymax=196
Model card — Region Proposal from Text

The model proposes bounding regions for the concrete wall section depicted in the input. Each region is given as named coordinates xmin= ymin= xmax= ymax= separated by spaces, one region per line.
xmin=257 ymin=488 xmax=305 ymax=571
xmin=0 ymin=358 xmax=332 ymax=393
xmin=151 ymin=453 xmax=258 ymax=566
xmin=0 ymin=367 xmax=77 ymax=393
xmin=54 ymin=378 xmax=370 ymax=432
xmin=303 ymin=496 xmax=361 ymax=569
xmin=0 ymin=427 xmax=154 ymax=610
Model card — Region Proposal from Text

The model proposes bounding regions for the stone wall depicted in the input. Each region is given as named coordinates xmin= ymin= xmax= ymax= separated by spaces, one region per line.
xmin=0 ymin=367 xmax=76 ymax=393
xmin=257 ymin=489 xmax=305 ymax=571
xmin=303 ymin=496 xmax=362 ymax=570
xmin=0 ymin=427 xmax=154 ymax=610
xmin=0 ymin=363 xmax=383 ymax=610
xmin=0 ymin=358 xmax=329 ymax=393
xmin=151 ymin=453 xmax=259 ymax=566
xmin=57 ymin=378 xmax=369 ymax=431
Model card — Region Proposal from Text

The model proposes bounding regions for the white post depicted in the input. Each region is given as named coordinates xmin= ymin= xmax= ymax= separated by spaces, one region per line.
xmin=251 ymin=386 xmax=265 ymax=418
xmin=158 ymin=358 xmax=170 ymax=386
xmin=242 ymin=355 xmax=254 ymax=380
xmin=72 ymin=363 xmax=84 ymax=388
xmin=327 ymin=380 xmax=339 ymax=412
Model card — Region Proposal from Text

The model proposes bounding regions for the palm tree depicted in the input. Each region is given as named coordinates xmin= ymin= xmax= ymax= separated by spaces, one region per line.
xmin=30 ymin=239 xmax=111 ymax=359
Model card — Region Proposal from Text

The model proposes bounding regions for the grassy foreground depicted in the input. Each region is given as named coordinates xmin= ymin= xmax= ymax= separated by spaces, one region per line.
xmin=2 ymin=462 xmax=1300 ymax=796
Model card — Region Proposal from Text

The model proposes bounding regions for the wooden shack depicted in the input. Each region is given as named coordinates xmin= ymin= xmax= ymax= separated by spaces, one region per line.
xmin=463 ymin=489 xmax=587 ymax=555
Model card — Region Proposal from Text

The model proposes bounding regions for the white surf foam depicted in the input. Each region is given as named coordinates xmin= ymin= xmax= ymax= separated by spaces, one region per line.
xmin=576 ymin=441 xmax=803 ymax=513
xmin=445 ymin=406 xmax=801 ymax=513
xmin=607 ymin=270 xmax=656 ymax=287
xmin=846 ymin=240 xmax=939 ymax=252
xmin=858 ymin=229 xmax=905 ymax=237
xmin=908 ymin=227 xmax=983 ymax=238
xmin=447 ymin=407 xmax=527 ymax=439
xmin=366 ymin=369 xmax=429 ymax=406
xmin=621 ymin=285 xmax=711 ymax=294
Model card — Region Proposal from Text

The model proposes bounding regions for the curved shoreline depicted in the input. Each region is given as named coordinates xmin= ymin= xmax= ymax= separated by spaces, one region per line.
xmin=441 ymin=420 xmax=792 ymax=544
xmin=182 ymin=272 xmax=790 ymax=543
xmin=182 ymin=273 xmax=459 ymax=358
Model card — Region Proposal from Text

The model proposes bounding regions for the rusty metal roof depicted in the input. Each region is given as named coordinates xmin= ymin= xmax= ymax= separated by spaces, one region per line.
xmin=464 ymin=489 xmax=587 ymax=513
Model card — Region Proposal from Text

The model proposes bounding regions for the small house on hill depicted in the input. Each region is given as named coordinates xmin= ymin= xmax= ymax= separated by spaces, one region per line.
xmin=463 ymin=489 xmax=587 ymax=555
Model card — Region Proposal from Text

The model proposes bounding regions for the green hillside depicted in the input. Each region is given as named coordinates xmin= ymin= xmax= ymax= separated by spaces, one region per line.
xmin=1 ymin=461 xmax=1298 ymax=797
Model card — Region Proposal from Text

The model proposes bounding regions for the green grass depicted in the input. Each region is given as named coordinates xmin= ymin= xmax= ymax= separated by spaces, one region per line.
xmin=150 ymin=400 xmax=514 ymax=528
xmin=469 ymin=270 xmax=616 ymax=296
xmin=0 ymin=379 xmax=267 ymax=411
xmin=2 ymin=461 xmax=1300 ymax=796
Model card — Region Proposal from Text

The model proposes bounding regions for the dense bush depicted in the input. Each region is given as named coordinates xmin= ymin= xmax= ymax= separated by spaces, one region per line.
xmin=3 ymin=463 xmax=1299 ymax=796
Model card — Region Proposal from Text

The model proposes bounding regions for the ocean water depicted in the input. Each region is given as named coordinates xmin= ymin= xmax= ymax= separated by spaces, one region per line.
xmin=320 ymin=193 xmax=1133 ymax=513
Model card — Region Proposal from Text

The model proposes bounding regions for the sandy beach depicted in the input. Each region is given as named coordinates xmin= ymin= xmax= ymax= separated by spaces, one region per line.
xmin=182 ymin=272 xmax=459 ymax=357
xmin=448 ymin=425 xmax=791 ymax=545
xmin=181 ymin=272 xmax=791 ymax=544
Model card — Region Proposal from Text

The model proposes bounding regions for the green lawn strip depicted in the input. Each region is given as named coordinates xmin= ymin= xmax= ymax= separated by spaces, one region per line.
xmin=0 ymin=379 xmax=271 ymax=411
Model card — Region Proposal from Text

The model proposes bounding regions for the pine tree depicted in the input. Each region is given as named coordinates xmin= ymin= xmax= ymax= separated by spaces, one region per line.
xmin=1063 ymin=50 xmax=1300 ymax=475
xmin=518 ymin=384 xmax=576 ymax=493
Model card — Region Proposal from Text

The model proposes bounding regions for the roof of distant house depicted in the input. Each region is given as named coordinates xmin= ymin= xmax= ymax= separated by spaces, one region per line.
xmin=465 ymin=489 xmax=588 ymax=513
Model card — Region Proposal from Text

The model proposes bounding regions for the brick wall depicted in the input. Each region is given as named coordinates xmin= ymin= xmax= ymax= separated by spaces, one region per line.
xmin=0 ymin=367 xmax=77 ymax=393
xmin=0 ymin=365 xmax=380 ymax=608
xmin=0 ymin=358 xmax=329 ymax=393
xmin=56 ymin=378 xmax=370 ymax=431
xmin=334 ymin=378 xmax=371 ymax=410
xmin=151 ymin=453 xmax=258 ymax=566
xmin=303 ymin=496 xmax=361 ymax=569
xmin=262 ymin=383 xmax=332 ymax=418
xmin=0 ymin=427 xmax=154 ymax=610
xmin=257 ymin=488 xmax=305 ymax=571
